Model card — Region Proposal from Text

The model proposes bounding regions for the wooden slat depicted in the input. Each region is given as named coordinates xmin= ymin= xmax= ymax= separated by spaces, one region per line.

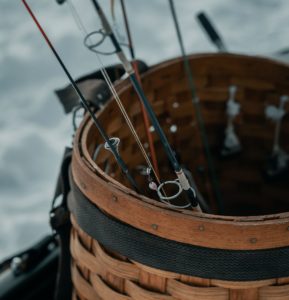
xmin=212 ymin=279 xmax=276 ymax=289
xmin=70 ymin=228 xmax=104 ymax=277
xmin=72 ymin=264 xmax=101 ymax=300
xmin=166 ymin=279 xmax=228 ymax=300
xmin=71 ymin=217 xmax=139 ymax=281
xmin=133 ymin=261 xmax=180 ymax=280
xmin=229 ymin=288 xmax=259 ymax=300
xmin=125 ymin=280 xmax=176 ymax=300
xmin=90 ymin=273 xmax=131 ymax=300
xmin=259 ymin=283 xmax=289 ymax=299
xmin=92 ymin=240 xmax=139 ymax=280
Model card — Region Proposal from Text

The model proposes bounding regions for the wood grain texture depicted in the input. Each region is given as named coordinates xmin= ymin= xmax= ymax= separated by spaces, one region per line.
xmin=72 ymin=151 xmax=289 ymax=250
xmin=71 ymin=220 xmax=289 ymax=299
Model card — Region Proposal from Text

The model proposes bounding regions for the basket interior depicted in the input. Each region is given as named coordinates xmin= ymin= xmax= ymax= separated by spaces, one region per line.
xmin=86 ymin=54 xmax=289 ymax=216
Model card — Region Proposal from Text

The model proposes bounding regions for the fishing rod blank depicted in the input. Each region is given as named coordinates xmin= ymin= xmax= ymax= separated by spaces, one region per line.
xmin=196 ymin=12 xmax=227 ymax=52
xmin=90 ymin=0 xmax=204 ymax=211
xmin=22 ymin=0 xmax=140 ymax=193
xmin=64 ymin=0 xmax=167 ymax=204
xmin=168 ymin=0 xmax=223 ymax=213
xmin=118 ymin=0 xmax=160 ymax=178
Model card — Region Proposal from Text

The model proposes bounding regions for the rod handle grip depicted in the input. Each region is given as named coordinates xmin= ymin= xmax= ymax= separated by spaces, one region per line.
xmin=56 ymin=0 xmax=66 ymax=4
xmin=196 ymin=12 xmax=226 ymax=52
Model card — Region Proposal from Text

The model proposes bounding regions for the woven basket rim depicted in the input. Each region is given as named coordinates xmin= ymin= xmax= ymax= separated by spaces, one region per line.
xmin=72 ymin=52 xmax=289 ymax=250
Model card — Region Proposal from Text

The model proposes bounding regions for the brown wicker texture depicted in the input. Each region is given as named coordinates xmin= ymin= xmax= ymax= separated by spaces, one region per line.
xmin=70 ymin=217 xmax=289 ymax=300
xmin=71 ymin=53 xmax=289 ymax=299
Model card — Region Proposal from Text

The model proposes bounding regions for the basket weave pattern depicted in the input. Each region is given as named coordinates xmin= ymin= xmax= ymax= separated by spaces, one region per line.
xmin=71 ymin=216 xmax=289 ymax=300
xmin=71 ymin=54 xmax=289 ymax=299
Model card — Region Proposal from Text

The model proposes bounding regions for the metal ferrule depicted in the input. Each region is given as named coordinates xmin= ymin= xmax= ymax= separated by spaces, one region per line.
xmin=117 ymin=52 xmax=134 ymax=75
xmin=176 ymin=170 xmax=191 ymax=191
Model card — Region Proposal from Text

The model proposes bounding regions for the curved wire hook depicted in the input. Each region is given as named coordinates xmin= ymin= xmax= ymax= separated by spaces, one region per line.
xmin=157 ymin=180 xmax=182 ymax=200
xmin=84 ymin=30 xmax=118 ymax=55
xmin=157 ymin=180 xmax=192 ymax=209
xmin=137 ymin=167 xmax=191 ymax=209
xmin=104 ymin=137 xmax=120 ymax=154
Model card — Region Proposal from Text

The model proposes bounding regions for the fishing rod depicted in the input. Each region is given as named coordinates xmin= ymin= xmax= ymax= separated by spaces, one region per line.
xmin=196 ymin=11 xmax=227 ymax=52
xmin=55 ymin=0 xmax=206 ymax=211
xmin=116 ymin=0 xmax=160 ymax=178
xmin=197 ymin=11 xmax=289 ymax=59
xmin=168 ymin=0 xmax=223 ymax=213
xmin=56 ymin=0 xmax=188 ymax=211
xmin=22 ymin=0 xmax=140 ymax=193
xmin=118 ymin=0 xmax=134 ymax=59
xmin=88 ymin=0 xmax=206 ymax=212
xmin=63 ymin=0 xmax=194 ymax=209
xmin=63 ymin=0 xmax=165 ymax=200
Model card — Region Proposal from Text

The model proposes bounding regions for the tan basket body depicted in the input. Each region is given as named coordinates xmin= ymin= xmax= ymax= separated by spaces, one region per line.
xmin=71 ymin=217 xmax=289 ymax=300
xmin=71 ymin=54 xmax=289 ymax=299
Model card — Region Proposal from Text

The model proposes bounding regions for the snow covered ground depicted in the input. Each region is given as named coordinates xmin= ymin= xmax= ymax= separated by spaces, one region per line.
xmin=1 ymin=0 xmax=289 ymax=259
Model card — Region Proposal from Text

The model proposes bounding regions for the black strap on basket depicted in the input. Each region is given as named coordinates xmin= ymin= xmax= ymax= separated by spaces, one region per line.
xmin=68 ymin=177 xmax=289 ymax=281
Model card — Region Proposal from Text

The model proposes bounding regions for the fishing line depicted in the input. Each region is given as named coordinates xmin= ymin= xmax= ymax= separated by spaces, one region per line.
xmin=168 ymin=0 xmax=223 ymax=213
xmin=89 ymin=0 xmax=207 ymax=212
xmin=68 ymin=1 xmax=192 ymax=208
xmin=118 ymin=0 xmax=160 ymax=178
xmin=119 ymin=0 xmax=134 ymax=58
xmin=22 ymin=0 xmax=140 ymax=193
xmin=88 ymin=0 xmax=207 ymax=211
xmin=66 ymin=0 xmax=162 ymax=190
xmin=110 ymin=0 xmax=127 ymax=47
xmin=25 ymin=0 xmax=206 ymax=211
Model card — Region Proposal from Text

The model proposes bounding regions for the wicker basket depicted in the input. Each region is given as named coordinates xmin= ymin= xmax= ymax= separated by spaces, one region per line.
xmin=70 ymin=53 xmax=289 ymax=299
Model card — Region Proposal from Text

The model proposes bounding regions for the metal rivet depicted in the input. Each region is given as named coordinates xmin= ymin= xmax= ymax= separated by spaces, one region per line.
xmin=10 ymin=257 xmax=24 ymax=275
xmin=112 ymin=195 xmax=118 ymax=202
xmin=198 ymin=225 xmax=205 ymax=231
xmin=170 ymin=125 xmax=178 ymax=133
xmin=249 ymin=238 xmax=257 ymax=244
xmin=151 ymin=224 xmax=158 ymax=230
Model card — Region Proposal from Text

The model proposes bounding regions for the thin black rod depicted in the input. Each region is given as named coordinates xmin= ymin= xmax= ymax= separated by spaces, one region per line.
xmin=168 ymin=0 xmax=224 ymax=213
xmin=119 ymin=0 xmax=160 ymax=178
xmin=90 ymin=0 xmax=205 ymax=210
xmin=22 ymin=0 xmax=140 ymax=193
xmin=91 ymin=0 xmax=179 ymax=169
xmin=119 ymin=0 xmax=134 ymax=59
